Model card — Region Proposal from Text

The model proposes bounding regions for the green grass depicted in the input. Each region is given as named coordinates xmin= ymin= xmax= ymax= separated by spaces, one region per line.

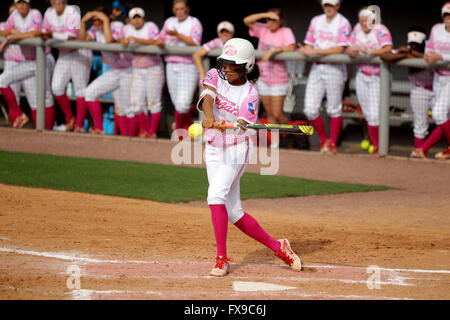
xmin=0 ymin=150 xmax=392 ymax=202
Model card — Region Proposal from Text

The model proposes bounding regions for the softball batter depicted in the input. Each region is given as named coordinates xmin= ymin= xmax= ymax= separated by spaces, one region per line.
xmin=122 ymin=7 xmax=165 ymax=139
xmin=198 ymin=38 xmax=302 ymax=276
xmin=41 ymin=0 xmax=93 ymax=132
xmin=160 ymin=0 xmax=203 ymax=131
xmin=0 ymin=0 xmax=56 ymax=130
xmin=298 ymin=0 xmax=351 ymax=154
xmin=79 ymin=7 xmax=133 ymax=135
xmin=347 ymin=7 xmax=393 ymax=155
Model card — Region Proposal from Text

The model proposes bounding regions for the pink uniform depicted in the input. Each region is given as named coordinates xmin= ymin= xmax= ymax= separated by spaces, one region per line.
xmin=3 ymin=9 xmax=43 ymax=60
xmin=249 ymin=22 xmax=296 ymax=85
xmin=123 ymin=22 xmax=162 ymax=68
xmin=0 ymin=22 xmax=25 ymax=62
xmin=348 ymin=23 xmax=393 ymax=76
xmin=426 ymin=23 xmax=450 ymax=76
xmin=202 ymin=37 xmax=223 ymax=52
xmin=43 ymin=5 xmax=80 ymax=53
xmin=200 ymin=68 xmax=258 ymax=147
xmin=305 ymin=13 xmax=351 ymax=50
xmin=88 ymin=21 xmax=133 ymax=69
xmin=160 ymin=16 xmax=203 ymax=64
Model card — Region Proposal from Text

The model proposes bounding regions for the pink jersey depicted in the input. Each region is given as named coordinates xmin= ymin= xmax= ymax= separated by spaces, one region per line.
xmin=304 ymin=13 xmax=351 ymax=50
xmin=43 ymin=5 xmax=80 ymax=54
xmin=88 ymin=21 xmax=133 ymax=69
xmin=123 ymin=22 xmax=162 ymax=68
xmin=249 ymin=22 xmax=296 ymax=85
xmin=160 ymin=16 xmax=203 ymax=64
xmin=3 ymin=9 xmax=42 ymax=60
xmin=202 ymin=37 xmax=223 ymax=51
xmin=426 ymin=23 xmax=450 ymax=76
xmin=201 ymin=68 xmax=259 ymax=146
xmin=348 ymin=23 xmax=393 ymax=76
xmin=0 ymin=21 xmax=25 ymax=62
xmin=409 ymin=69 xmax=434 ymax=90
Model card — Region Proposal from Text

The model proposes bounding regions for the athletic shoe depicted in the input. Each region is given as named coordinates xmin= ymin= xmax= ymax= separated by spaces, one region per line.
xmin=209 ymin=255 xmax=233 ymax=277
xmin=275 ymin=239 xmax=303 ymax=271
xmin=145 ymin=132 xmax=157 ymax=139
xmin=90 ymin=128 xmax=104 ymax=135
xmin=319 ymin=139 xmax=330 ymax=153
xmin=137 ymin=131 xmax=148 ymax=138
xmin=13 ymin=113 xmax=29 ymax=128
xmin=435 ymin=147 xmax=450 ymax=160
xmin=410 ymin=148 xmax=427 ymax=159
xmin=73 ymin=125 xmax=84 ymax=133
xmin=327 ymin=141 xmax=338 ymax=154
xmin=66 ymin=117 xmax=75 ymax=131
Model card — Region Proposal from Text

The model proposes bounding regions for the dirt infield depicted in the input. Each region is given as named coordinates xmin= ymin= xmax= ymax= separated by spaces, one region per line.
xmin=0 ymin=127 xmax=449 ymax=300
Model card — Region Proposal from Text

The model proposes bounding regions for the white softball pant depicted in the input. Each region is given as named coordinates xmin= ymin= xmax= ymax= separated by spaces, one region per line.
xmin=51 ymin=49 xmax=93 ymax=97
xmin=205 ymin=139 xmax=253 ymax=224
xmin=130 ymin=63 xmax=165 ymax=115
xmin=85 ymin=67 xmax=133 ymax=117
xmin=303 ymin=63 xmax=346 ymax=120
xmin=431 ymin=73 xmax=450 ymax=126
xmin=0 ymin=55 xmax=55 ymax=109
xmin=166 ymin=62 xmax=199 ymax=114
xmin=410 ymin=86 xmax=434 ymax=139
xmin=3 ymin=60 xmax=22 ymax=104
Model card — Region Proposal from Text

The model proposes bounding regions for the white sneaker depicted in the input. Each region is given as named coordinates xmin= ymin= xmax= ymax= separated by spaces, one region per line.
xmin=275 ymin=239 xmax=303 ymax=271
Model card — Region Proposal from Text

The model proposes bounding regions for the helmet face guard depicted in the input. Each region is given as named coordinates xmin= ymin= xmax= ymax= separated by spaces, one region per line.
xmin=216 ymin=58 xmax=247 ymax=80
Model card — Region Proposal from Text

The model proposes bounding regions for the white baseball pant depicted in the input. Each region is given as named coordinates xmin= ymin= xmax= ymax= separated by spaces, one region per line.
xmin=130 ymin=63 xmax=165 ymax=115
xmin=3 ymin=60 xmax=22 ymax=104
xmin=303 ymin=63 xmax=346 ymax=120
xmin=431 ymin=73 xmax=450 ymax=126
xmin=166 ymin=62 xmax=199 ymax=114
xmin=84 ymin=67 xmax=133 ymax=117
xmin=51 ymin=49 xmax=93 ymax=97
xmin=0 ymin=55 xmax=55 ymax=109
xmin=205 ymin=139 xmax=253 ymax=224
xmin=410 ymin=85 xmax=434 ymax=139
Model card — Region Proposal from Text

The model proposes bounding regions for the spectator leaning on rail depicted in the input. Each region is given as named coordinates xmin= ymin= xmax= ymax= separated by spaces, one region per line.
xmin=0 ymin=0 xmax=56 ymax=131
xmin=41 ymin=0 xmax=93 ymax=133
xmin=243 ymin=8 xmax=296 ymax=131
xmin=78 ymin=6 xmax=134 ymax=135
xmin=159 ymin=0 xmax=203 ymax=131
xmin=410 ymin=2 xmax=450 ymax=160
xmin=347 ymin=6 xmax=393 ymax=156
xmin=298 ymin=0 xmax=351 ymax=154
xmin=193 ymin=20 xmax=235 ymax=82
xmin=122 ymin=7 xmax=165 ymax=139
xmin=381 ymin=26 xmax=435 ymax=151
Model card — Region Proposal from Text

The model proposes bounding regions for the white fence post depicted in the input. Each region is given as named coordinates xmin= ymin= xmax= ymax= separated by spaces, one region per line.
xmin=379 ymin=61 xmax=390 ymax=157
xmin=35 ymin=39 xmax=47 ymax=131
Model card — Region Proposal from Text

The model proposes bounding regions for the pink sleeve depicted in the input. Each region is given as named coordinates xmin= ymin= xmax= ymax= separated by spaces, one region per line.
xmin=148 ymin=23 xmax=160 ymax=40
xmin=425 ymin=26 xmax=436 ymax=52
xmin=376 ymin=25 xmax=392 ymax=47
xmin=111 ymin=22 xmax=124 ymax=40
xmin=43 ymin=13 xmax=51 ymax=32
xmin=189 ymin=19 xmax=203 ymax=45
xmin=159 ymin=19 xmax=170 ymax=40
xmin=203 ymin=38 xmax=221 ymax=51
xmin=348 ymin=24 xmax=358 ymax=46
xmin=66 ymin=12 xmax=80 ymax=37
xmin=337 ymin=20 xmax=351 ymax=46
xmin=28 ymin=11 xmax=42 ymax=31
xmin=248 ymin=22 xmax=265 ymax=39
xmin=87 ymin=27 xmax=96 ymax=41
xmin=238 ymin=88 xmax=259 ymax=124
xmin=201 ymin=68 xmax=219 ymax=89
xmin=304 ymin=18 xmax=316 ymax=45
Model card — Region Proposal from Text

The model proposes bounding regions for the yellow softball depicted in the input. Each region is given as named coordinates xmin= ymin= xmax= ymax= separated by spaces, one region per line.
xmin=188 ymin=123 xmax=204 ymax=139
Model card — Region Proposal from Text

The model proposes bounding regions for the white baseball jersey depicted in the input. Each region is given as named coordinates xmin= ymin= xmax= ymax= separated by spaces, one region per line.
xmin=426 ymin=23 xmax=450 ymax=76
xmin=88 ymin=21 xmax=133 ymax=69
xmin=123 ymin=22 xmax=162 ymax=68
xmin=0 ymin=22 xmax=25 ymax=62
xmin=160 ymin=16 xmax=203 ymax=64
xmin=304 ymin=13 xmax=351 ymax=50
xmin=43 ymin=5 xmax=80 ymax=43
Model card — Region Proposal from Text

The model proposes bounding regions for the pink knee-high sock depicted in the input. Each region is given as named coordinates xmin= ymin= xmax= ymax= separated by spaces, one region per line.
xmin=1 ymin=87 xmax=22 ymax=124
xmin=45 ymin=106 xmax=55 ymax=130
xmin=150 ymin=112 xmax=161 ymax=134
xmin=440 ymin=120 xmax=450 ymax=145
xmin=414 ymin=137 xmax=426 ymax=148
xmin=31 ymin=109 xmax=36 ymax=126
xmin=137 ymin=112 xmax=150 ymax=133
xmin=54 ymin=94 xmax=73 ymax=120
xmin=75 ymin=97 xmax=88 ymax=128
xmin=209 ymin=204 xmax=229 ymax=258
xmin=183 ymin=110 xmax=192 ymax=130
xmin=116 ymin=115 xmax=127 ymax=136
xmin=367 ymin=125 xmax=379 ymax=148
xmin=174 ymin=111 xmax=190 ymax=130
xmin=421 ymin=126 xmax=443 ymax=154
xmin=87 ymin=101 xmax=103 ymax=130
xmin=234 ymin=212 xmax=281 ymax=252
xmin=310 ymin=116 xmax=328 ymax=143
xmin=330 ymin=116 xmax=342 ymax=145
xmin=126 ymin=116 xmax=138 ymax=137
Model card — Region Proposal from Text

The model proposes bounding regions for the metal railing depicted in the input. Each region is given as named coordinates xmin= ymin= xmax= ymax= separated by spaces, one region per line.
xmin=1 ymin=36 xmax=450 ymax=156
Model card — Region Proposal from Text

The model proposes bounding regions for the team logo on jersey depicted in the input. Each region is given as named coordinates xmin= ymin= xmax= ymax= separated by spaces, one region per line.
xmin=248 ymin=102 xmax=256 ymax=115
xmin=204 ymin=72 xmax=213 ymax=80
xmin=224 ymin=45 xmax=237 ymax=56
xmin=379 ymin=31 xmax=385 ymax=38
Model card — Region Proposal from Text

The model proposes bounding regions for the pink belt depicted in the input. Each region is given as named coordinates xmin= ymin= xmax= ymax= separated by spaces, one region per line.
xmin=361 ymin=70 xmax=379 ymax=77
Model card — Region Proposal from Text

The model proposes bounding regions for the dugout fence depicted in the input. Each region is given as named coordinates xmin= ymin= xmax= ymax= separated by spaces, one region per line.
xmin=1 ymin=36 xmax=449 ymax=156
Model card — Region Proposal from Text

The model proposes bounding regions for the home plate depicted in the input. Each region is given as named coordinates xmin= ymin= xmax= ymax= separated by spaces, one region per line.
xmin=232 ymin=281 xmax=296 ymax=292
